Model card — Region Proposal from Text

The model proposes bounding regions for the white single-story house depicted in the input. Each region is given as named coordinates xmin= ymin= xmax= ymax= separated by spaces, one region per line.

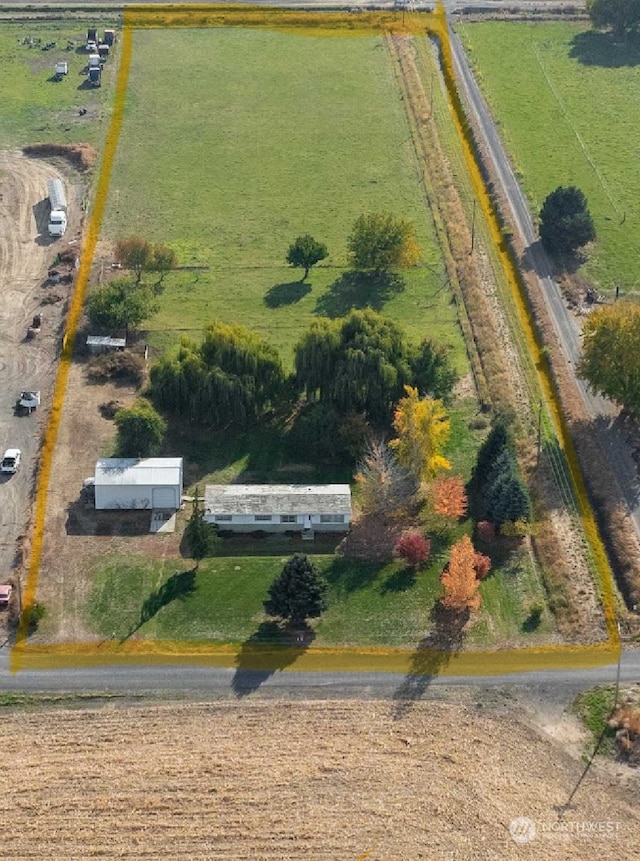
xmin=93 ymin=457 xmax=183 ymax=510
xmin=204 ymin=484 xmax=352 ymax=534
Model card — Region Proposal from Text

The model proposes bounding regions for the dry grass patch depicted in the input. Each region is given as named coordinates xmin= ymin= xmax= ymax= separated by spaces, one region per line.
xmin=1 ymin=698 xmax=639 ymax=860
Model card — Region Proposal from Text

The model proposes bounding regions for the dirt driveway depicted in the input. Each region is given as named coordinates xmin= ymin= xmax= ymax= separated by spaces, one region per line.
xmin=0 ymin=150 xmax=83 ymax=633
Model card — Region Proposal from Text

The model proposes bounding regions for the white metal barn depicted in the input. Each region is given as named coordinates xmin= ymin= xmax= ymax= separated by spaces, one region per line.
xmin=94 ymin=458 xmax=183 ymax=511
xmin=204 ymin=484 xmax=351 ymax=534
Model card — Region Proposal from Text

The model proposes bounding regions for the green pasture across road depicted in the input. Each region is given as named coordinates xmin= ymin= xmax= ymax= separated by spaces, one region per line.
xmin=101 ymin=27 xmax=463 ymax=368
xmin=457 ymin=21 xmax=640 ymax=297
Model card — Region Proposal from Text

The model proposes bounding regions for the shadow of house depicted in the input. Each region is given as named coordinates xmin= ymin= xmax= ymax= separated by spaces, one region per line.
xmin=231 ymin=620 xmax=315 ymax=697
xmin=314 ymin=270 xmax=404 ymax=318
xmin=392 ymin=603 xmax=469 ymax=719
xmin=264 ymin=280 xmax=311 ymax=308
xmin=123 ymin=569 xmax=197 ymax=640
xmin=569 ymin=29 xmax=640 ymax=68
xmin=65 ymin=498 xmax=152 ymax=536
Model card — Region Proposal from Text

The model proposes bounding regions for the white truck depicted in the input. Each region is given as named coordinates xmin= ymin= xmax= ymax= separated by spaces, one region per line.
xmin=47 ymin=178 xmax=67 ymax=238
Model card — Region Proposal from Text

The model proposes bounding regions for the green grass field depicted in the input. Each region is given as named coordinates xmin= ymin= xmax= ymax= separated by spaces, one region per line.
xmin=86 ymin=542 xmax=551 ymax=648
xmin=0 ymin=22 xmax=116 ymax=151
xmin=102 ymin=28 xmax=463 ymax=367
xmin=457 ymin=21 xmax=640 ymax=296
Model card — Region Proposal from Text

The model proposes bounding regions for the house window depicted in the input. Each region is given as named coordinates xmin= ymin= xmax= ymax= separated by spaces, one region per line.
xmin=320 ymin=514 xmax=345 ymax=523
xmin=214 ymin=514 xmax=232 ymax=522
xmin=280 ymin=515 xmax=296 ymax=524
xmin=254 ymin=515 xmax=272 ymax=522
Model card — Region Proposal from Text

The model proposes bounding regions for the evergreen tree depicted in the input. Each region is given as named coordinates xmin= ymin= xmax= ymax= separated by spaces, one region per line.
xmin=264 ymin=554 xmax=328 ymax=627
xmin=184 ymin=491 xmax=219 ymax=569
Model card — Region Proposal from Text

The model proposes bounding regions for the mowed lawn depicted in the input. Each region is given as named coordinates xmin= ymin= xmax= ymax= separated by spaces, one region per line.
xmin=457 ymin=21 xmax=640 ymax=296
xmin=102 ymin=28 xmax=462 ymax=366
xmin=0 ymin=22 xmax=116 ymax=149
xmin=87 ymin=546 xmax=552 ymax=648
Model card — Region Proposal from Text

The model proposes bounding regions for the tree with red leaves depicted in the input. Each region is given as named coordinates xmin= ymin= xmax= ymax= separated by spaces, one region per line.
xmin=394 ymin=531 xmax=431 ymax=569
xmin=473 ymin=550 xmax=492 ymax=581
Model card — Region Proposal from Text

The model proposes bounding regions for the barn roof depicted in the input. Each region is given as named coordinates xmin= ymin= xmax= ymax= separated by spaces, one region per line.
xmin=95 ymin=458 xmax=183 ymax=487
xmin=204 ymin=484 xmax=351 ymax=516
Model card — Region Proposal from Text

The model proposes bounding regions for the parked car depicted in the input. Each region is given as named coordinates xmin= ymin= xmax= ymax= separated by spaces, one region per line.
xmin=1 ymin=449 xmax=21 ymax=474
xmin=0 ymin=584 xmax=12 ymax=607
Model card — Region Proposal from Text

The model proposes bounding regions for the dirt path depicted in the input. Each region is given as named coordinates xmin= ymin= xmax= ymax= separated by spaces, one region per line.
xmin=0 ymin=150 xmax=81 ymax=631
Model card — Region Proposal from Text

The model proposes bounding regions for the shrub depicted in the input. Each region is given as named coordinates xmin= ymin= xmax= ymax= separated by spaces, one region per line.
xmin=87 ymin=351 xmax=145 ymax=386
xmin=393 ymin=531 xmax=431 ymax=569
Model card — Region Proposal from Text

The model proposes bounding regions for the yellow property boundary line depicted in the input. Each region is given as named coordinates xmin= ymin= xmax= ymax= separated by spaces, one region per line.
xmin=11 ymin=3 xmax=619 ymax=675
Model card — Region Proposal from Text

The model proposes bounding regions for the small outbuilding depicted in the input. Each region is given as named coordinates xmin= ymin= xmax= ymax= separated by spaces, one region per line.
xmin=86 ymin=335 xmax=126 ymax=354
xmin=93 ymin=457 xmax=183 ymax=510
xmin=204 ymin=484 xmax=351 ymax=535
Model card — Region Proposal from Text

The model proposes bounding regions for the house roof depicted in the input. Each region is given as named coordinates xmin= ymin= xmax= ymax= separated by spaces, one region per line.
xmin=95 ymin=458 xmax=183 ymax=488
xmin=204 ymin=484 xmax=352 ymax=516
xmin=87 ymin=336 xmax=126 ymax=348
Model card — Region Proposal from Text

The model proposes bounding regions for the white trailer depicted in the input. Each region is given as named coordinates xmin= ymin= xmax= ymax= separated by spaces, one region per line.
xmin=47 ymin=178 xmax=67 ymax=237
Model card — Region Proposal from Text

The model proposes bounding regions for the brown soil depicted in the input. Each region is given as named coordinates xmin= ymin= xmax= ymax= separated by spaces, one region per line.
xmin=0 ymin=149 xmax=86 ymax=635
xmin=1 ymin=698 xmax=638 ymax=860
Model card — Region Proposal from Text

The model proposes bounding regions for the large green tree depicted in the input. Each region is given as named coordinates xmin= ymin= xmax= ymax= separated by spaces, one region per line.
xmin=286 ymin=234 xmax=328 ymax=280
xmin=347 ymin=212 xmax=420 ymax=273
xmin=294 ymin=309 xmax=454 ymax=425
xmin=264 ymin=554 xmax=328 ymax=627
xmin=468 ymin=415 xmax=531 ymax=527
xmin=114 ymin=399 xmax=167 ymax=458
xmin=578 ymin=302 xmax=640 ymax=415
xmin=87 ymin=278 xmax=157 ymax=337
xmin=539 ymin=186 xmax=596 ymax=258
xmin=114 ymin=237 xmax=153 ymax=284
xmin=150 ymin=321 xmax=284 ymax=427
xmin=588 ymin=0 xmax=640 ymax=38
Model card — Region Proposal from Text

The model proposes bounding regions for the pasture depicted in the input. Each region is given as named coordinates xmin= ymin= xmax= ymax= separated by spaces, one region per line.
xmin=0 ymin=22 xmax=115 ymax=150
xmin=457 ymin=21 xmax=640 ymax=296
xmin=102 ymin=28 xmax=463 ymax=366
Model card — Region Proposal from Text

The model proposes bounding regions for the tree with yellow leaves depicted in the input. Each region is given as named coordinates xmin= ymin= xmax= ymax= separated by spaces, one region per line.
xmin=390 ymin=386 xmax=451 ymax=483
xmin=440 ymin=535 xmax=482 ymax=613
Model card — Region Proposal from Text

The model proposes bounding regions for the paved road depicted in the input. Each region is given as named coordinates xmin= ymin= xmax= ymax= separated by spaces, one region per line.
xmin=0 ymin=647 xmax=637 ymax=697
xmin=448 ymin=25 xmax=640 ymax=523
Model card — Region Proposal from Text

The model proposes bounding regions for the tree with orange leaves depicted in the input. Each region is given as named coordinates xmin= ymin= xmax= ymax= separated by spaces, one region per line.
xmin=433 ymin=474 xmax=468 ymax=521
xmin=440 ymin=535 xmax=482 ymax=613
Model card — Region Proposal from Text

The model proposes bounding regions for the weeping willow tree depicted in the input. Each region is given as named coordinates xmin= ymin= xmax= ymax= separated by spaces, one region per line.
xmin=294 ymin=309 xmax=453 ymax=426
xmin=150 ymin=322 xmax=284 ymax=427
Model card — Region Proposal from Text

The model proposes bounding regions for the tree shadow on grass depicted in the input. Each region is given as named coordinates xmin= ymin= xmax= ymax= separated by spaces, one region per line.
xmin=569 ymin=29 xmax=640 ymax=68
xmin=121 ymin=569 xmax=196 ymax=641
xmin=379 ymin=565 xmax=416 ymax=594
xmin=323 ymin=555 xmax=384 ymax=594
xmin=264 ymin=280 xmax=312 ymax=308
xmin=392 ymin=603 xmax=469 ymax=719
xmin=314 ymin=270 xmax=404 ymax=318
xmin=231 ymin=620 xmax=315 ymax=697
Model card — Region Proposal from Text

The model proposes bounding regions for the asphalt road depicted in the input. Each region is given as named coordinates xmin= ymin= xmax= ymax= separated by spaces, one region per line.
xmin=0 ymin=647 xmax=638 ymax=698
xmin=448 ymin=25 xmax=640 ymax=525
